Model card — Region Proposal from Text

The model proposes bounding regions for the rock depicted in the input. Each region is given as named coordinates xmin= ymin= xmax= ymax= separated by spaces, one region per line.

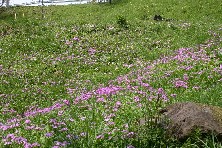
xmin=153 ymin=14 xmax=174 ymax=22
xmin=154 ymin=15 xmax=163 ymax=21
xmin=159 ymin=102 xmax=222 ymax=141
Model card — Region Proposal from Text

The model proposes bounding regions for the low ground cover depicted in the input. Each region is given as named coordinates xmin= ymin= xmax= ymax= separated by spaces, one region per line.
xmin=0 ymin=0 xmax=222 ymax=147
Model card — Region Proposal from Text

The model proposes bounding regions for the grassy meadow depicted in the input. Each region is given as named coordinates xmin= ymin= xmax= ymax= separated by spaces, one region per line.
xmin=0 ymin=0 xmax=222 ymax=147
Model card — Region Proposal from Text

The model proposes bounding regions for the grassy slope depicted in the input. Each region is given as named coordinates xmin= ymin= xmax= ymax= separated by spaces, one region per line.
xmin=0 ymin=0 xmax=222 ymax=147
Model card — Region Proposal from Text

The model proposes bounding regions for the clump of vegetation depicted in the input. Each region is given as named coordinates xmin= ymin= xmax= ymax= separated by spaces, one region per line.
xmin=0 ymin=0 xmax=222 ymax=147
xmin=116 ymin=15 xmax=129 ymax=28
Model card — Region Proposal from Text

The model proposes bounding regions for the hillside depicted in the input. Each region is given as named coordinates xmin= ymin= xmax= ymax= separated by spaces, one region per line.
xmin=0 ymin=0 xmax=222 ymax=147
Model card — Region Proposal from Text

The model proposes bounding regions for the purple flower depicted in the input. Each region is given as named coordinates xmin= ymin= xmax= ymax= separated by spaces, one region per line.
xmin=72 ymin=37 xmax=80 ymax=41
xmin=127 ymin=145 xmax=135 ymax=148
xmin=96 ymin=134 xmax=104 ymax=139
xmin=66 ymin=134 xmax=72 ymax=139
xmin=58 ymin=110 xmax=63 ymax=116
xmin=157 ymin=88 xmax=164 ymax=94
xmin=88 ymin=48 xmax=96 ymax=55
xmin=65 ymin=40 xmax=72 ymax=45
xmin=69 ymin=118 xmax=74 ymax=122
xmin=107 ymin=121 xmax=115 ymax=125
xmin=174 ymin=79 xmax=188 ymax=88
xmin=113 ymin=108 xmax=118 ymax=112
xmin=80 ymin=132 xmax=86 ymax=137
xmin=75 ymin=92 xmax=92 ymax=103
xmin=124 ymin=124 xmax=129 ymax=128
xmin=193 ymin=86 xmax=200 ymax=90
xmin=134 ymin=96 xmax=140 ymax=102
xmin=137 ymin=103 xmax=142 ymax=107
xmin=25 ymin=125 xmax=35 ymax=130
xmin=170 ymin=94 xmax=177 ymax=98
xmin=96 ymin=86 xmax=122 ymax=96
xmin=104 ymin=117 xmax=110 ymax=122
xmin=80 ymin=117 xmax=86 ymax=121
xmin=31 ymin=142 xmax=40 ymax=147
xmin=6 ymin=133 xmax=15 ymax=139
xmin=183 ymin=74 xmax=189 ymax=81
xmin=3 ymin=141 xmax=12 ymax=145
xmin=54 ymin=141 xmax=69 ymax=147
xmin=45 ymin=132 xmax=54 ymax=137
xmin=63 ymin=100 xmax=70 ymax=106
xmin=59 ymin=128 xmax=68 ymax=132
xmin=66 ymin=88 xmax=75 ymax=95
xmin=141 ymin=82 xmax=150 ymax=87
xmin=181 ymin=66 xmax=193 ymax=71
xmin=24 ymin=143 xmax=32 ymax=148
xmin=14 ymin=136 xmax=27 ymax=144
xmin=24 ymin=120 xmax=31 ymax=124
xmin=126 ymin=132 xmax=135 ymax=138
xmin=96 ymin=97 xmax=105 ymax=102
xmin=1 ymin=125 xmax=9 ymax=131
xmin=115 ymin=101 xmax=122 ymax=108
xmin=161 ymin=94 xmax=169 ymax=101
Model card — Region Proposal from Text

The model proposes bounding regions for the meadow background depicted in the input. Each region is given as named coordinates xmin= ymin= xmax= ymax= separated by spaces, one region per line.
xmin=0 ymin=0 xmax=222 ymax=147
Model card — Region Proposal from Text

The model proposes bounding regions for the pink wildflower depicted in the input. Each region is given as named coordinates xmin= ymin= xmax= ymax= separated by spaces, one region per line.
xmin=183 ymin=74 xmax=189 ymax=81
xmin=24 ymin=120 xmax=31 ymax=124
xmin=174 ymin=79 xmax=188 ymax=88
xmin=63 ymin=100 xmax=70 ymax=106
xmin=134 ymin=96 xmax=140 ymax=102
xmin=96 ymin=134 xmax=104 ymax=139
xmin=96 ymin=97 xmax=105 ymax=102
xmin=45 ymin=132 xmax=54 ymax=137
xmin=88 ymin=48 xmax=96 ymax=55
xmin=115 ymin=101 xmax=122 ymax=108
xmin=72 ymin=37 xmax=79 ymax=41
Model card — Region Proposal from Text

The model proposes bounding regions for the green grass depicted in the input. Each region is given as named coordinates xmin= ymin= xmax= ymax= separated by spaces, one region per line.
xmin=0 ymin=0 xmax=222 ymax=147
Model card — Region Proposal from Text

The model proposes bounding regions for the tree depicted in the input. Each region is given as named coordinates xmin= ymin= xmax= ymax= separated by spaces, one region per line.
xmin=1 ymin=0 xmax=10 ymax=7
xmin=0 ymin=0 xmax=4 ymax=7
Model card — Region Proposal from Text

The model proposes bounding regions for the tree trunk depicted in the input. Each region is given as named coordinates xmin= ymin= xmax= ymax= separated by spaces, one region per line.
xmin=1 ymin=0 xmax=10 ymax=7
xmin=6 ymin=0 xmax=9 ymax=7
